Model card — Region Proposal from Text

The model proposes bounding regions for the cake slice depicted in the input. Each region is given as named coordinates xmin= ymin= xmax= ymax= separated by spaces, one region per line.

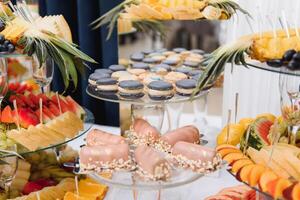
xmin=172 ymin=141 xmax=221 ymax=172
xmin=161 ymin=125 xmax=200 ymax=147
xmin=80 ymin=143 xmax=131 ymax=171
xmin=134 ymin=145 xmax=171 ymax=181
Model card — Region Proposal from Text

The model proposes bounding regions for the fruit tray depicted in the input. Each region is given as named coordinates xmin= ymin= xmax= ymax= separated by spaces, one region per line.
xmin=86 ymin=84 xmax=209 ymax=105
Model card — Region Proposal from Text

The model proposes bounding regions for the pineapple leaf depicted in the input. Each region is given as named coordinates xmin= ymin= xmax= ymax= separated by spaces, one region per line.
xmin=193 ymin=38 xmax=252 ymax=95
xmin=133 ymin=20 xmax=167 ymax=38
xmin=208 ymin=0 xmax=251 ymax=17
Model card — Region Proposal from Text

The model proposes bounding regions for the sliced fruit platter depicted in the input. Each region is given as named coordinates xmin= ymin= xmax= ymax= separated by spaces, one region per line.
xmin=0 ymin=81 xmax=90 ymax=156
xmin=215 ymin=112 xmax=300 ymax=199
xmin=93 ymin=0 xmax=249 ymax=38
xmin=196 ymin=28 xmax=300 ymax=92
xmin=0 ymin=146 xmax=109 ymax=200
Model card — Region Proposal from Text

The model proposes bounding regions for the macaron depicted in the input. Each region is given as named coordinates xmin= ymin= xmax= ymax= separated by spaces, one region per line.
xmin=143 ymin=73 xmax=163 ymax=86
xmin=142 ymin=50 xmax=154 ymax=55
xmin=191 ymin=49 xmax=205 ymax=55
xmin=147 ymin=80 xmax=174 ymax=100
xmin=88 ymin=73 xmax=110 ymax=86
xmin=188 ymin=70 xmax=202 ymax=77
xmin=109 ymin=64 xmax=126 ymax=72
xmin=143 ymin=57 xmax=157 ymax=64
xmin=183 ymin=61 xmax=200 ymax=68
xmin=127 ymin=68 xmax=146 ymax=76
xmin=96 ymin=78 xmax=118 ymax=92
xmin=175 ymin=79 xmax=197 ymax=96
xmin=175 ymin=66 xmax=192 ymax=75
xmin=162 ymin=57 xmax=181 ymax=66
xmin=118 ymin=80 xmax=144 ymax=99
xmin=132 ymin=62 xmax=150 ymax=70
xmin=162 ymin=51 xmax=176 ymax=57
xmin=118 ymin=74 xmax=139 ymax=82
xmin=156 ymin=48 xmax=168 ymax=53
xmin=173 ymin=48 xmax=187 ymax=53
xmin=130 ymin=52 xmax=145 ymax=62
xmin=94 ymin=68 xmax=113 ymax=75
xmin=148 ymin=52 xmax=163 ymax=57
xmin=151 ymin=64 xmax=171 ymax=75
xmin=164 ymin=72 xmax=188 ymax=83
xmin=192 ymin=74 xmax=201 ymax=81
xmin=152 ymin=55 xmax=166 ymax=63
xmin=111 ymin=71 xmax=131 ymax=80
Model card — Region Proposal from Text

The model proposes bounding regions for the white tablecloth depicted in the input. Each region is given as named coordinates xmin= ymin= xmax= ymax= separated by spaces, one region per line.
xmin=69 ymin=117 xmax=239 ymax=200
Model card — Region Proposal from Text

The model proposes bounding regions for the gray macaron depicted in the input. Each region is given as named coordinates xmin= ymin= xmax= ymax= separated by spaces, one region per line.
xmin=175 ymin=79 xmax=197 ymax=96
xmin=130 ymin=52 xmax=145 ymax=62
xmin=118 ymin=80 xmax=144 ymax=99
xmin=109 ymin=65 xmax=126 ymax=72
xmin=132 ymin=62 xmax=150 ymax=70
xmin=147 ymin=80 xmax=174 ymax=100
xmin=94 ymin=68 xmax=113 ymax=75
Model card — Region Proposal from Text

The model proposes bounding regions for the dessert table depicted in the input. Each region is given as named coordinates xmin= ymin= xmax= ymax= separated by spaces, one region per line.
xmin=69 ymin=114 xmax=239 ymax=200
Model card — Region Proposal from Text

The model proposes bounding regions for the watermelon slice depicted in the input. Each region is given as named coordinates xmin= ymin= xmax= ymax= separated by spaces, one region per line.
xmin=17 ymin=108 xmax=39 ymax=128
xmin=50 ymin=96 xmax=71 ymax=113
xmin=37 ymin=94 xmax=50 ymax=106
xmin=1 ymin=106 xmax=15 ymax=123
xmin=35 ymin=110 xmax=50 ymax=124
xmin=48 ymin=102 xmax=60 ymax=116
xmin=43 ymin=107 xmax=55 ymax=119
xmin=253 ymin=118 xmax=272 ymax=145
xmin=28 ymin=93 xmax=40 ymax=105
xmin=65 ymin=96 xmax=85 ymax=118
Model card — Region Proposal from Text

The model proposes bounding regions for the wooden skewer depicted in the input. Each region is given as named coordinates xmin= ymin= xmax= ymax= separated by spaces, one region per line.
xmin=56 ymin=92 xmax=62 ymax=115
xmin=75 ymin=176 xmax=79 ymax=196
xmin=266 ymin=15 xmax=277 ymax=39
xmin=13 ymin=100 xmax=20 ymax=131
xmin=234 ymin=93 xmax=239 ymax=124
xmin=226 ymin=109 xmax=232 ymax=144
xmin=39 ymin=98 xmax=43 ymax=124
xmin=36 ymin=192 xmax=41 ymax=200
xmin=281 ymin=11 xmax=290 ymax=39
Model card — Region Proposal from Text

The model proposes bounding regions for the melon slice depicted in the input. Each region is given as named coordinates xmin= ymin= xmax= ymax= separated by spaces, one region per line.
xmin=283 ymin=182 xmax=300 ymax=200
xmin=248 ymin=164 xmax=267 ymax=187
xmin=219 ymin=148 xmax=241 ymax=158
xmin=259 ymin=171 xmax=278 ymax=192
xmin=231 ymin=158 xmax=253 ymax=173
xmin=236 ymin=164 xmax=256 ymax=183
xmin=223 ymin=152 xmax=246 ymax=165
xmin=216 ymin=144 xmax=238 ymax=152
xmin=267 ymin=178 xmax=292 ymax=199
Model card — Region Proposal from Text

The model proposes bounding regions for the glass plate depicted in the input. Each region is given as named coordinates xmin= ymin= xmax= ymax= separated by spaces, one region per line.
xmin=87 ymin=165 xmax=223 ymax=191
xmin=1 ymin=108 xmax=94 ymax=158
xmin=247 ymin=61 xmax=300 ymax=77
xmin=86 ymin=85 xmax=210 ymax=105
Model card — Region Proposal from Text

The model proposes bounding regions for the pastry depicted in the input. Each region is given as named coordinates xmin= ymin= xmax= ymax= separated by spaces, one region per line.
xmin=118 ymin=80 xmax=144 ymax=99
xmin=147 ymin=80 xmax=174 ymax=100
xmin=191 ymin=49 xmax=205 ymax=55
xmin=132 ymin=62 xmax=150 ymax=70
xmin=130 ymin=52 xmax=145 ymax=62
xmin=131 ymin=118 xmax=160 ymax=144
xmin=175 ymin=66 xmax=192 ymax=75
xmin=108 ymin=64 xmax=126 ymax=72
xmin=86 ymin=129 xmax=126 ymax=146
xmin=175 ymin=79 xmax=197 ymax=96
xmin=94 ymin=68 xmax=113 ymax=75
xmin=161 ymin=125 xmax=200 ymax=147
xmin=173 ymin=47 xmax=187 ymax=53
xmin=134 ymin=145 xmax=171 ymax=181
xmin=143 ymin=57 xmax=158 ymax=64
xmin=172 ymin=141 xmax=221 ymax=172
xmin=151 ymin=64 xmax=171 ymax=75
xmin=88 ymin=73 xmax=110 ymax=86
xmin=188 ymin=69 xmax=202 ymax=77
xmin=96 ymin=78 xmax=118 ymax=92
xmin=79 ymin=143 xmax=131 ymax=171
xmin=127 ymin=68 xmax=146 ymax=76
xmin=162 ymin=56 xmax=181 ymax=66
xmin=183 ymin=60 xmax=200 ymax=68
xmin=118 ymin=74 xmax=139 ymax=82
xmin=164 ymin=71 xmax=187 ymax=83
xmin=143 ymin=73 xmax=163 ymax=86
xmin=111 ymin=71 xmax=131 ymax=80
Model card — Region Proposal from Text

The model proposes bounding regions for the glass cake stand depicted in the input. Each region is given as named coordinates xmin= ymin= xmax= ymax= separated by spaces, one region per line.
xmin=87 ymin=85 xmax=210 ymax=134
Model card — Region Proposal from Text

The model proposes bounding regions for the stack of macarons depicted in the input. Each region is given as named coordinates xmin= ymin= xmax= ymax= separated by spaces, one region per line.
xmin=88 ymin=48 xmax=206 ymax=100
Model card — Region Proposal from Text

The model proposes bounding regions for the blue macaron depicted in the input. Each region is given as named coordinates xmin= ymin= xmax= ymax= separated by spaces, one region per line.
xmin=108 ymin=65 xmax=126 ymax=72
xmin=88 ymin=73 xmax=111 ymax=86
xmin=151 ymin=64 xmax=171 ymax=73
xmin=147 ymin=80 xmax=174 ymax=100
xmin=130 ymin=52 xmax=145 ymax=62
xmin=175 ymin=79 xmax=197 ymax=96
xmin=118 ymin=80 xmax=144 ymax=99
xmin=175 ymin=67 xmax=192 ymax=75
xmin=188 ymin=70 xmax=203 ymax=77
xmin=94 ymin=68 xmax=113 ymax=75
xmin=173 ymin=48 xmax=187 ymax=53
xmin=132 ymin=62 xmax=150 ymax=70
xmin=183 ymin=61 xmax=200 ymax=68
